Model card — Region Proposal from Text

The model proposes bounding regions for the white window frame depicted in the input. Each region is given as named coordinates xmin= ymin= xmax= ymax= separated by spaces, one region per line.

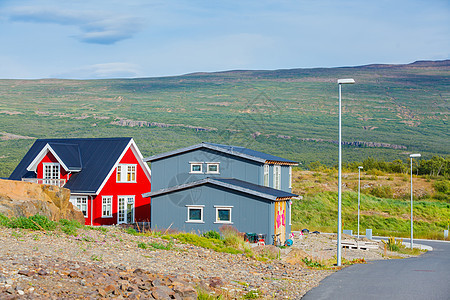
xmin=206 ymin=162 xmax=220 ymax=174
xmin=289 ymin=200 xmax=292 ymax=226
xmin=273 ymin=165 xmax=281 ymax=190
xmin=186 ymin=205 xmax=204 ymax=223
xmin=102 ymin=196 xmax=113 ymax=218
xmin=289 ymin=166 xmax=292 ymax=189
xmin=263 ymin=164 xmax=270 ymax=187
xmin=72 ymin=196 xmax=88 ymax=218
xmin=189 ymin=162 xmax=203 ymax=174
xmin=43 ymin=163 xmax=60 ymax=179
xmin=118 ymin=195 xmax=135 ymax=224
xmin=214 ymin=205 xmax=233 ymax=224
xmin=116 ymin=164 xmax=137 ymax=183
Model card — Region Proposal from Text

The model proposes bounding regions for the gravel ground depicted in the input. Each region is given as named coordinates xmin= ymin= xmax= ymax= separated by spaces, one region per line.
xmin=0 ymin=227 xmax=414 ymax=299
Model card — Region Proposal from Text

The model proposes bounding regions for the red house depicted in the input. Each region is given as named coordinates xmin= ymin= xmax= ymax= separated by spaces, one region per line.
xmin=9 ymin=137 xmax=151 ymax=226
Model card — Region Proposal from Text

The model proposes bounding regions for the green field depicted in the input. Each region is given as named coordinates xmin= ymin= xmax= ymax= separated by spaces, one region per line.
xmin=0 ymin=60 xmax=449 ymax=177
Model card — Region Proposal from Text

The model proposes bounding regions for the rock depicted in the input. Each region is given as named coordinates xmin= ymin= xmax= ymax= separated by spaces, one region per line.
xmin=208 ymin=277 xmax=224 ymax=288
xmin=0 ymin=179 xmax=84 ymax=223
xmin=173 ymin=285 xmax=197 ymax=298
xmin=68 ymin=271 xmax=78 ymax=278
xmin=104 ymin=284 xmax=116 ymax=295
xmin=18 ymin=270 xmax=35 ymax=277
xmin=152 ymin=288 xmax=171 ymax=300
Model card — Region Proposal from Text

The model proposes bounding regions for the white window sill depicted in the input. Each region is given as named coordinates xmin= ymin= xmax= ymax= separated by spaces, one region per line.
xmin=214 ymin=221 xmax=233 ymax=224
xmin=189 ymin=172 xmax=203 ymax=174
xmin=185 ymin=220 xmax=205 ymax=223
xmin=206 ymin=172 xmax=220 ymax=175
xmin=101 ymin=216 xmax=113 ymax=218
xmin=116 ymin=181 xmax=137 ymax=183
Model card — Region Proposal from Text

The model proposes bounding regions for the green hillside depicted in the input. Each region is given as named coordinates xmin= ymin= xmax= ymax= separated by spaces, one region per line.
xmin=0 ymin=60 xmax=449 ymax=177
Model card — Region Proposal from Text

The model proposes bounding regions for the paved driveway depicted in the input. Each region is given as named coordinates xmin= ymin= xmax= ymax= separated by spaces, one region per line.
xmin=302 ymin=239 xmax=450 ymax=300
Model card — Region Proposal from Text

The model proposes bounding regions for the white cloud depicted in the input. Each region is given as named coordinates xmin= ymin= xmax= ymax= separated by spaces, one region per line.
xmin=54 ymin=63 xmax=142 ymax=79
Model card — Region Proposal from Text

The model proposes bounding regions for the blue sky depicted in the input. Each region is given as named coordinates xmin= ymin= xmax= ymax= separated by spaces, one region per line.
xmin=1 ymin=0 xmax=449 ymax=79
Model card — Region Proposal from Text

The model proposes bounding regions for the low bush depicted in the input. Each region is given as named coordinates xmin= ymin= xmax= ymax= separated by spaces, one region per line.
xmin=202 ymin=230 xmax=221 ymax=240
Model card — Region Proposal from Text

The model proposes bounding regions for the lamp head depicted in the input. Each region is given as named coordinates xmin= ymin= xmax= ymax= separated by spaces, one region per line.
xmin=410 ymin=154 xmax=421 ymax=158
xmin=337 ymin=78 xmax=355 ymax=84
xmin=358 ymin=166 xmax=363 ymax=169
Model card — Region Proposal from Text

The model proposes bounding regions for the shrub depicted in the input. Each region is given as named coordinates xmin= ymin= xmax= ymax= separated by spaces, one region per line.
xmin=8 ymin=215 xmax=56 ymax=231
xmin=125 ymin=228 xmax=138 ymax=235
xmin=370 ymin=186 xmax=393 ymax=199
xmin=202 ymin=230 xmax=221 ymax=240
xmin=433 ymin=180 xmax=449 ymax=194
xmin=137 ymin=242 xmax=148 ymax=249
xmin=0 ymin=213 xmax=9 ymax=227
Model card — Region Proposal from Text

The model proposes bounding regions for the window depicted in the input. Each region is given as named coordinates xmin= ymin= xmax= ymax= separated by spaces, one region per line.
xmin=289 ymin=166 xmax=292 ymax=189
xmin=273 ymin=165 xmax=281 ymax=190
xmin=263 ymin=164 xmax=269 ymax=187
xmin=215 ymin=206 xmax=233 ymax=224
xmin=43 ymin=163 xmax=59 ymax=179
xmin=206 ymin=163 xmax=219 ymax=174
xmin=117 ymin=164 xmax=136 ymax=182
xmin=74 ymin=196 xmax=88 ymax=218
xmin=118 ymin=196 xmax=135 ymax=224
xmin=102 ymin=196 xmax=112 ymax=218
xmin=190 ymin=162 xmax=203 ymax=174
xmin=186 ymin=205 xmax=204 ymax=223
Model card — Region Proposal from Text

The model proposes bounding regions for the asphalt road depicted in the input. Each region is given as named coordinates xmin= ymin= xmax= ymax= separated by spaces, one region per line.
xmin=302 ymin=239 xmax=450 ymax=300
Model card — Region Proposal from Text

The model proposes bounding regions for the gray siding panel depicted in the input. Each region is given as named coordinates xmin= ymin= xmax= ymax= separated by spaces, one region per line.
xmin=151 ymin=184 xmax=280 ymax=243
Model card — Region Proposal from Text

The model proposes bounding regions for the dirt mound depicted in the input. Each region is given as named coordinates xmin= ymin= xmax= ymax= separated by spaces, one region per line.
xmin=0 ymin=179 xmax=84 ymax=223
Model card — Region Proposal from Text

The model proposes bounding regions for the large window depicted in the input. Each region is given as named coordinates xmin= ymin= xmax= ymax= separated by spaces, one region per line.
xmin=186 ymin=205 xmax=204 ymax=223
xmin=118 ymin=196 xmax=135 ymax=224
xmin=117 ymin=164 xmax=136 ymax=182
xmin=263 ymin=164 xmax=269 ymax=187
xmin=74 ymin=196 xmax=88 ymax=218
xmin=215 ymin=206 xmax=233 ymax=224
xmin=190 ymin=162 xmax=203 ymax=174
xmin=43 ymin=163 xmax=59 ymax=179
xmin=102 ymin=196 xmax=112 ymax=218
xmin=206 ymin=163 xmax=220 ymax=174
xmin=273 ymin=165 xmax=281 ymax=190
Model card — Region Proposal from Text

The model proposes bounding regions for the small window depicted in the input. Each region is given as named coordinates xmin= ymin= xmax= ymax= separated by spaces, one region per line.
xmin=215 ymin=206 xmax=233 ymax=224
xmin=273 ymin=165 xmax=281 ymax=190
xmin=75 ymin=196 xmax=88 ymax=218
xmin=117 ymin=164 xmax=137 ymax=182
xmin=263 ymin=164 xmax=269 ymax=187
xmin=289 ymin=166 xmax=292 ymax=189
xmin=186 ymin=205 xmax=204 ymax=223
xmin=206 ymin=163 xmax=219 ymax=174
xmin=102 ymin=196 xmax=113 ymax=218
xmin=190 ymin=163 xmax=203 ymax=174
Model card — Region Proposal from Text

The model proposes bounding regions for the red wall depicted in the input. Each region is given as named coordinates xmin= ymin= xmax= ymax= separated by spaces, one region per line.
xmin=37 ymin=147 xmax=151 ymax=226
xmin=88 ymin=147 xmax=151 ymax=226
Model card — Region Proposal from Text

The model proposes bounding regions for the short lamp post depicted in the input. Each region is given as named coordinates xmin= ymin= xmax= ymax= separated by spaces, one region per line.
xmin=410 ymin=153 xmax=421 ymax=249
xmin=337 ymin=78 xmax=355 ymax=266
xmin=357 ymin=166 xmax=363 ymax=239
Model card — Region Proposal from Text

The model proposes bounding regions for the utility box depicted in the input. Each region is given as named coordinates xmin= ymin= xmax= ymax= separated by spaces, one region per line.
xmin=366 ymin=229 xmax=372 ymax=240
xmin=343 ymin=229 xmax=353 ymax=236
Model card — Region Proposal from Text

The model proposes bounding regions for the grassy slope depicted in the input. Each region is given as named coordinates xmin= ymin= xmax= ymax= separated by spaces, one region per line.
xmin=291 ymin=169 xmax=450 ymax=239
xmin=0 ymin=60 xmax=449 ymax=177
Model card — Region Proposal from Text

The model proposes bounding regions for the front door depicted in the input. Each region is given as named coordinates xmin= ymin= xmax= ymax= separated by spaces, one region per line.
xmin=118 ymin=196 xmax=135 ymax=224
xmin=274 ymin=201 xmax=286 ymax=245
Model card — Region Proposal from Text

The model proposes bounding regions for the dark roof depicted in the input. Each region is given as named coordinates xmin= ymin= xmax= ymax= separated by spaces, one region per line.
xmin=9 ymin=137 xmax=132 ymax=194
xmin=143 ymin=177 xmax=297 ymax=201
xmin=145 ymin=142 xmax=298 ymax=165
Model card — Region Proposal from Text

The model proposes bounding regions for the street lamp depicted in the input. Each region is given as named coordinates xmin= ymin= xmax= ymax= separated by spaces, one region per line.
xmin=337 ymin=78 xmax=355 ymax=266
xmin=358 ymin=166 xmax=363 ymax=239
xmin=410 ymin=153 xmax=421 ymax=249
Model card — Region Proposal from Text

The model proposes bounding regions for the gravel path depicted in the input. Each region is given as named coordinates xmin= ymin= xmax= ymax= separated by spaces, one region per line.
xmin=0 ymin=227 xmax=335 ymax=299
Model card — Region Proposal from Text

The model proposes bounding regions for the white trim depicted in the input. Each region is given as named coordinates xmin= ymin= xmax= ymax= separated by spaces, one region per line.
xmin=263 ymin=164 xmax=269 ymax=187
xmin=289 ymin=200 xmax=292 ymax=226
xmin=206 ymin=162 xmax=220 ymax=174
xmin=214 ymin=206 xmax=233 ymax=224
xmin=190 ymin=162 xmax=203 ymax=174
xmin=118 ymin=195 xmax=135 ymax=224
xmin=95 ymin=138 xmax=151 ymax=195
xmin=186 ymin=205 xmax=204 ymax=223
xmin=101 ymin=196 xmax=113 ymax=218
xmin=27 ymin=144 xmax=69 ymax=172
xmin=273 ymin=165 xmax=281 ymax=190
xmin=289 ymin=166 xmax=292 ymax=189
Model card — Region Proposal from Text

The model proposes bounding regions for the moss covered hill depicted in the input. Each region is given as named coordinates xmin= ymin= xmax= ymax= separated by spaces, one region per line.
xmin=291 ymin=167 xmax=450 ymax=240
xmin=0 ymin=60 xmax=449 ymax=177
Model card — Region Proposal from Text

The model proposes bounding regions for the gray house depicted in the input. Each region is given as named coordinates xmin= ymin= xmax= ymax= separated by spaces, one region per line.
xmin=143 ymin=142 xmax=298 ymax=244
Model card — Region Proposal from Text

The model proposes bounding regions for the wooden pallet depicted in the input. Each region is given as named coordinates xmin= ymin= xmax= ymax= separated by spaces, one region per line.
xmin=341 ymin=240 xmax=379 ymax=250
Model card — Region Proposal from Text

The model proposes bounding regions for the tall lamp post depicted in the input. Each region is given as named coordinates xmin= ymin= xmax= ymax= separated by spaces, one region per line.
xmin=410 ymin=153 xmax=421 ymax=249
xmin=337 ymin=78 xmax=355 ymax=266
xmin=357 ymin=166 xmax=363 ymax=239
